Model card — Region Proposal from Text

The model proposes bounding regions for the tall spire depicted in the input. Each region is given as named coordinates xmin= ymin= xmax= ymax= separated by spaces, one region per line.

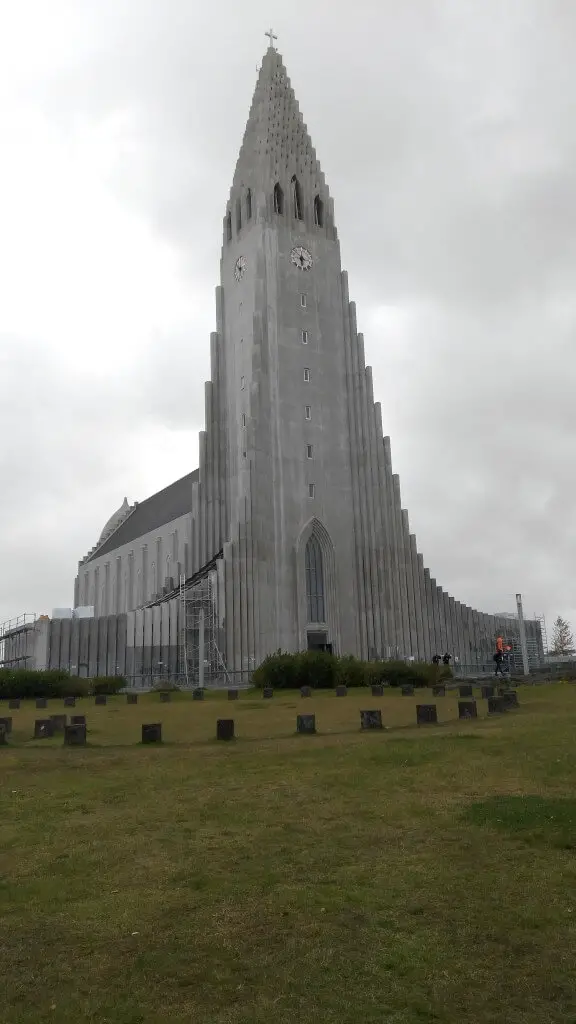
xmin=231 ymin=44 xmax=327 ymax=198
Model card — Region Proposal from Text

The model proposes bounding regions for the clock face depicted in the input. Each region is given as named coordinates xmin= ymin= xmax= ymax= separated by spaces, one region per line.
xmin=290 ymin=246 xmax=313 ymax=271
xmin=234 ymin=256 xmax=247 ymax=282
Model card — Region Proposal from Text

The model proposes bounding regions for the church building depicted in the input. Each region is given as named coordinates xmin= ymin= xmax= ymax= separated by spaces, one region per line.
xmin=6 ymin=40 xmax=541 ymax=680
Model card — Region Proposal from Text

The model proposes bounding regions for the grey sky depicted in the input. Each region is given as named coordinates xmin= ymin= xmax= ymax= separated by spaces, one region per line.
xmin=1 ymin=0 xmax=574 ymax=641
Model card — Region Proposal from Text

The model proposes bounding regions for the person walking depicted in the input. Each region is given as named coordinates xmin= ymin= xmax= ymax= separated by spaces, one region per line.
xmin=442 ymin=653 xmax=451 ymax=666
xmin=432 ymin=654 xmax=441 ymax=666
xmin=493 ymin=650 xmax=505 ymax=677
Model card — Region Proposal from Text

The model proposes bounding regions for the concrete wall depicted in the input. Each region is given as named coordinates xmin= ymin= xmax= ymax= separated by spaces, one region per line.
xmin=75 ymin=513 xmax=192 ymax=617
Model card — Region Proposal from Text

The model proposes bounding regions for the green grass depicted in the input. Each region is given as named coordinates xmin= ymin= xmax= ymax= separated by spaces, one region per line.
xmin=2 ymin=684 xmax=576 ymax=1023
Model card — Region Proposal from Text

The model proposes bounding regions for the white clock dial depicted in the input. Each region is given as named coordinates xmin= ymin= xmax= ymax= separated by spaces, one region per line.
xmin=290 ymin=246 xmax=313 ymax=271
xmin=234 ymin=256 xmax=247 ymax=281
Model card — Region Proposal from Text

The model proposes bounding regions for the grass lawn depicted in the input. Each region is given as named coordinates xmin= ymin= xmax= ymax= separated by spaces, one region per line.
xmin=1 ymin=684 xmax=576 ymax=1023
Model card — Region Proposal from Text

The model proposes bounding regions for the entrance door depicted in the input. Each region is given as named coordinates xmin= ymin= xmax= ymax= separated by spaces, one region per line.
xmin=307 ymin=630 xmax=332 ymax=653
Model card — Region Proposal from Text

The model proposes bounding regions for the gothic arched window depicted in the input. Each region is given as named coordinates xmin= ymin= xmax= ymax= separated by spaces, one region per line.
xmin=314 ymin=194 xmax=324 ymax=227
xmin=273 ymin=182 xmax=284 ymax=214
xmin=305 ymin=534 xmax=325 ymax=623
xmin=246 ymin=188 xmax=252 ymax=220
xmin=236 ymin=198 xmax=242 ymax=233
xmin=291 ymin=175 xmax=303 ymax=220
xmin=226 ymin=211 xmax=232 ymax=241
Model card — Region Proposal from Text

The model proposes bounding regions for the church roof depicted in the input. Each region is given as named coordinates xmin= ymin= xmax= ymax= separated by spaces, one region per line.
xmin=97 ymin=497 xmax=130 ymax=545
xmin=83 ymin=470 xmax=198 ymax=564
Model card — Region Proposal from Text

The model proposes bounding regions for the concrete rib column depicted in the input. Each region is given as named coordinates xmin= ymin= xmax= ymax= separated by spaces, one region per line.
xmin=340 ymin=273 xmax=365 ymax=656
xmin=393 ymin=477 xmax=411 ymax=658
xmin=210 ymin=332 xmax=221 ymax=552
xmin=198 ymin=432 xmax=207 ymax=567
xmin=383 ymin=439 xmax=403 ymax=657
xmin=215 ymin=286 xmax=229 ymax=542
xmin=401 ymin=511 xmax=417 ymax=658
xmin=223 ymin=542 xmax=235 ymax=672
xmin=349 ymin=307 xmax=373 ymax=656
xmin=247 ymin=462 xmax=259 ymax=667
xmin=374 ymin=404 xmax=394 ymax=655
xmin=362 ymin=362 xmax=383 ymax=656
xmin=204 ymin=381 xmax=214 ymax=561
xmin=417 ymin=554 xmax=431 ymax=661
xmin=410 ymin=538 xmax=425 ymax=660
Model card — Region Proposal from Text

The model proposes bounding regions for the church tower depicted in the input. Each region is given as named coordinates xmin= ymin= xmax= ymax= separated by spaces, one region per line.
xmin=189 ymin=38 xmax=521 ymax=673
xmin=216 ymin=41 xmax=370 ymax=668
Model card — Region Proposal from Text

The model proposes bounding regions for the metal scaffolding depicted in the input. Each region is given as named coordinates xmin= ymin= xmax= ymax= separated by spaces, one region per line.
xmin=178 ymin=573 xmax=229 ymax=687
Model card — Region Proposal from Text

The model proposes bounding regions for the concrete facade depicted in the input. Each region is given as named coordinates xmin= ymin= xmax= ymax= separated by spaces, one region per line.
xmin=46 ymin=43 xmax=545 ymax=678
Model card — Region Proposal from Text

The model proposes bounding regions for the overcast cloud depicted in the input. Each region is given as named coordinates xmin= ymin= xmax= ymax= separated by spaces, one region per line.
xmin=1 ymin=0 xmax=574 ymax=642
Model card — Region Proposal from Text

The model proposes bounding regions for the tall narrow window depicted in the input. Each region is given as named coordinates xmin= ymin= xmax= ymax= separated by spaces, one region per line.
xmin=307 ymin=444 xmax=313 ymax=459
xmin=291 ymin=175 xmax=303 ymax=219
xmin=300 ymin=294 xmax=307 ymax=308
xmin=305 ymin=534 xmax=325 ymax=622
xmin=240 ymin=375 xmax=245 ymax=390
xmin=273 ymin=182 xmax=284 ymax=214
xmin=236 ymin=197 xmax=242 ymax=233
xmin=301 ymin=329 xmax=308 ymax=345
xmin=303 ymin=367 xmax=310 ymax=382
xmin=308 ymin=483 xmax=315 ymax=499
xmin=226 ymin=211 xmax=232 ymax=241
xmin=305 ymin=405 xmax=311 ymax=420
xmin=246 ymin=188 xmax=252 ymax=220
xmin=314 ymin=194 xmax=324 ymax=227
xmin=242 ymin=413 xmax=246 ymax=427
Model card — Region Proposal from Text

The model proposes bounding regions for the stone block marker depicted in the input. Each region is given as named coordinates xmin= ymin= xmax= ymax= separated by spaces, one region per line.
xmin=263 ymin=687 xmax=274 ymax=699
xmin=63 ymin=697 xmax=76 ymax=708
xmin=95 ymin=695 xmax=107 ymax=706
xmin=36 ymin=698 xmax=47 ymax=709
xmin=217 ymin=719 xmax=235 ymax=741
xmin=127 ymin=693 xmax=138 ymax=704
xmin=8 ymin=699 xmax=20 ymax=710
xmin=401 ymin=685 xmax=414 ymax=697
xmin=488 ymin=696 xmax=508 ymax=714
xmin=336 ymin=685 xmax=347 ymax=696
xmin=159 ymin=692 xmax=171 ymax=703
xmin=71 ymin=715 xmax=87 ymax=727
xmin=300 ymin=686 xmax=312 ymax=698
xmin=34 ymin=719 xmax=55 ymax=739
xmin=458 ymin=700 xmax=477 ymax=720
xmin=432 ymin=685 xmax=446 ymax=697
xmin=50 ymin=714 xmax=67 ymax=733
xmin=458 ymin=684 xmax=473 ymax=698
xmin=142 ymin=723 xmax=162 ymax=744
xmin=192 ymin=688 xmax=205 ymax=701
xmin=501 ymin=690 xmax=519 ymax=709
xmin=0 ymin=717 xmax=13 ymax=734
xmin=371 ymin=684 xmax=384 ymax=697
xmin=360 ymin=709 xmax=383 ymax=730
xmin=64 ymin=724 xmax=87 ymax=746
xmin=416 ymin=704 xmax=438 ymax=725
xmin=296 ymin=714 xmax=316 ymax=734
xmin=481 ymin=685 xmax=495 ymax=699
xmin=0 ymin=724 xmax=8 ymax=745
xmin=227 ymin=689 xmax=239 ymax=701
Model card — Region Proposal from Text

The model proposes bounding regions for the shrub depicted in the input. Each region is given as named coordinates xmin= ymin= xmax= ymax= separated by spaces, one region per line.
xmin=0 ymin=668 xmax=70 ymax=699
xmin=252 ymin=651 xmax=301 ymax=691
xmin=91 ymin=676 xmax=127 ymax=695
xmin=295 ymin=650 xmax=339 ymax=690
xmin=336 ymin=655 xmax=370 ymax=688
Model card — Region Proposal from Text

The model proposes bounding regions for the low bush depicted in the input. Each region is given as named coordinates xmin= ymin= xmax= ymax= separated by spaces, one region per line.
xmin=91 ymin=676 xmax=127 ymax=695
xmin=0 ymin=668 xmax=90 ymax=699
xmin=251 ymin=652 xmax=452 ymax=690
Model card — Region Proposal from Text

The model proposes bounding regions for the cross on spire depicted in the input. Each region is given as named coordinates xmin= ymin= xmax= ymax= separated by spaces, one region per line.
xmin=265 ymin=27 xmax=277 ymax=49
